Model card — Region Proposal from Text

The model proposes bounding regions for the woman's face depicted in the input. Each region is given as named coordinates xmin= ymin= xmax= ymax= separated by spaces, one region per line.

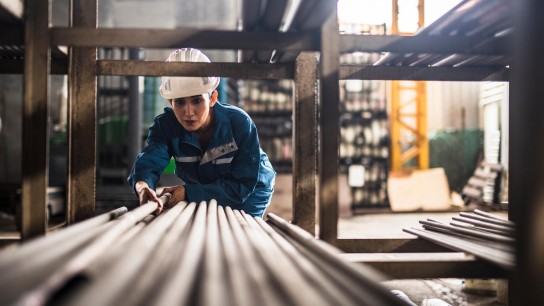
xmin=169 ymin=92 xmax=217 ymax=132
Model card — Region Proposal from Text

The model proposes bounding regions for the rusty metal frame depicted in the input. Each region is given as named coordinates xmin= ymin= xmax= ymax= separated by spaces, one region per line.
xmin=21 ymin=0 xmax=50 ymax=239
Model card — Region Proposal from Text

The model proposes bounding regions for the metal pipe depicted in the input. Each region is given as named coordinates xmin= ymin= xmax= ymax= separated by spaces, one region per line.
xmin=13 ymin=202 xmax=158 ymax=306
xmin=421 ymin=219 xmax=515 ymax=244
xmin=224 ymin=207 xmax=288 ymax=305
xmin=118 ymin=203 xmax=197 ymax=306
xmin=452 ymin=216 xmax=515 ymax=235
xmin=151 ymin=201 xmax=208 ymax=306
xmin=267 ymin=213 xmax=409 ymax=306
xmin=459 ymin=212 xmax=515 ymax=228
xmin=403 ymin=227 xmax=515 ymax=270
xmin=254 ymin=217 xmax=359 ymax=306
xmin=0 ymin=207 xmax=127 ymax=271
xmin=216 ymin=206 xmax=257 ymax=306
xmin=60 ymin=202 xmax=187 ymax=306
xmin=238 ymin=211 xmax=330 ymax=306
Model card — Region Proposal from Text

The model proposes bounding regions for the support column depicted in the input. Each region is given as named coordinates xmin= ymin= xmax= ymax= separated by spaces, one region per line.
xmin=127 ymin=48 xmax=143 ymax=169
xmin=293 ymin=52 xmax=318 ymax=235
xmin=318 ymin=10 xmax=340 ymax=244
xmin=511 ymin=0 xmax=544 ymax=304
xmin=67 ymin=0 xmax=97 ymax=223
xmin=21 ymin=0 xmax=51 ymax=239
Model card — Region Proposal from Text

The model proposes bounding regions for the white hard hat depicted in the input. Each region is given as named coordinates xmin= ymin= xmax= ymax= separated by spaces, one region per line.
xmin=159 ymin=48 xmax=220 ymax=99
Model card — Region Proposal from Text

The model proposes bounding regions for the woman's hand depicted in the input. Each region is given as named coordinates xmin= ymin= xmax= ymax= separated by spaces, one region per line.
xmin=159 ymin=185 xmax=186 ymax=209
xmin=135 ymin=181 xmax=163 ymax=214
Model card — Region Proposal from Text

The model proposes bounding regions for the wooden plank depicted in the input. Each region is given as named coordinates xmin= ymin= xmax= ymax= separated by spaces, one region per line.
xmin=318 ymin=11 xmax=340 ymax=245
xmin=292 ymin=52 xmax=318 ymax=235
xmin=21 ymin=0 xmax=50 ymax=240
xmin=96 ymin=61 xmax=294 ymax=79
xmin=339 ymin=252 xmax=510 ymax=279
xmin=50 ymin=27 xmax=318 ymax=51
xmin=67 ymin=0 xmax=97 ymax=223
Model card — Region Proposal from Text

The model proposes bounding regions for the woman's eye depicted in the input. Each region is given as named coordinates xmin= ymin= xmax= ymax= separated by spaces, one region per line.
xmin=174 ymin=100 xmax=184 ymax=106
xmin=192 ymin=98 xmax=203 ymax=104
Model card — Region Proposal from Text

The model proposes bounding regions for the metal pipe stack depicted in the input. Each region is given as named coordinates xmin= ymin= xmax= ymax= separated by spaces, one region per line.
xmin=0 ymin=200 xmax=409 ymax=306
xmin=404 ymin=209 xmax=515 ymax=271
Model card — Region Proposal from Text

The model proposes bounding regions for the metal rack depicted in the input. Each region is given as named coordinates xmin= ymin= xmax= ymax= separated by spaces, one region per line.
xmin=2 ymin=0 xmax=543 ymax=304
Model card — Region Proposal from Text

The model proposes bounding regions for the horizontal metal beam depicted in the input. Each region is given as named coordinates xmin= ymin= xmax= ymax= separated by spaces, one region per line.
xmin=0 ymin=58 xmax=68 ymax=75
xmin=340 ymin=65 xmax=509 ymax=81
xmin=340 ymin=35 xmax=511 ymax=55
xmin=340 ymin=252 xmax=510 ymax=279
xmin=50 ymin=27 xmax=319 ymax=51
xmin=96 ymin=60 xmax=294 ymax=79
xmin=335 ymin=238 xmax=452 ymax=253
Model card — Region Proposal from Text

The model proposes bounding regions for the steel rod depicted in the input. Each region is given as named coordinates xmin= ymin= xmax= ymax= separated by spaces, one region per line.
xmin=224 ymin=207 xmax=288 ymax=305
xmin=450 ymin=221 xmax=512 ymax=237
xmin=152 ymin=201 xmax=208 ymax=306
xmin=14 ymin=202 xmax=158 ymax=306
xmin=474 ymin=208 xmax=508 ymax=221
xmin=452 ymin=216 xmax=515 ymax=235
xmin=403 ymin=227 xmax=515 ymax=270
xmin=61 ymin=202 xmax=187 ymax=306
xmin=254 ymin=217 xmax=359 ymax=306
xmin=216 ymin=206 xmax=257 ymax=306
xmin=239 ymin=211 xmax=330 ymax=306
xmin=460 ymin=212 xmax=515 ymax=228
xmin=421 ymin=219 xmax=515 ymax=244
xmin=267 ymin=213 xmax=408 ymax=306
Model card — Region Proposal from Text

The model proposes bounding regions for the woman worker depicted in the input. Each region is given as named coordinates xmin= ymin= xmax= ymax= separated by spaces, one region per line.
xmin=128 ymin=48 xmax=276 ymax=217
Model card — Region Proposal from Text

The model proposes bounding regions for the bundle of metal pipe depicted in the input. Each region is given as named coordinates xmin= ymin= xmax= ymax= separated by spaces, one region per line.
xmin=0 ymin=200 xmax=410 ymax=306
xmin=403 ymin=209 xmax=515 ymax=271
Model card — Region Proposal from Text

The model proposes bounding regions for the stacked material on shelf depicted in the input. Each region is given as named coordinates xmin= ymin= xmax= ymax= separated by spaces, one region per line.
xmin=0 ymin=200 xmax=409 ymax=306
xmin=403 ymin=209 xmax=515 ymax=271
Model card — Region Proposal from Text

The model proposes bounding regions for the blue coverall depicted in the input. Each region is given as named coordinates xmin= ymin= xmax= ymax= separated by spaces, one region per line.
xmin=128 ymin=102 xmax=276 ymax=217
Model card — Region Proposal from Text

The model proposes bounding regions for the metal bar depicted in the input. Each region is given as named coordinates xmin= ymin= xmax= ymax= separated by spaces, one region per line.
xmin=152 ymin=202 xmax=208 ymax=306
xmin=201 ymin=201 xmax=229 ymax=306
xmin=266 ymin=218 xmax=407 ymax=306
xmin=50 ymin=27 xmax=319 ymax=51
xmin=340 ymin=252 xmax=509 ymax=279
xmin=335 ymin=238 xmax=453 ymax=253
xmin=318 ymin=10 xmax=340 ymax=244
xmin=403 ymin=227 xmax=515 ymax=271
xmin=340 ymin=35 xmax=511 ymax=55
xmin=238 ymin=211 xmax=329 ymax=306
xmin=450 ymin=221 xmax=512 ymax=237
xmin=12 ymin=202 xmax=158 ymax=306
xmin=421 ymin=219 xmax=515 ymax=244
xmin=292 ymin=52 xmax=317 ymax=234
xmin=340 ymin=65 xmax=509 ymax=82
xmin=474 ymin=208 xmax=508 ymax=221
xmin=255 ymin=218 xmax=360 ymax=306
xmin=117 ymin=203 xmax=196 ymax=306
xmin=67 ymin=0 xmax=97 ymax=223
xmin=216 ymin=206 xmax=256 ymax=306
xmin=127 ymin=49 xmax=143 ymax=170
xmin=62 ymin=203 xmax=187 ymax=306
xmin=96 ymin=60 xmax=294 ymax=79
xmin=460 ymin=212 xmax=515 ymax=228
xmin=452 ymin=216 xmax=515 ymax=235
xmin=21 ymin=0 xmax=50 ymax=240
xmin=224 ymin=207 xmax=286 ymax=305
xmin=0 ymin=207 xmax=127 ymax=271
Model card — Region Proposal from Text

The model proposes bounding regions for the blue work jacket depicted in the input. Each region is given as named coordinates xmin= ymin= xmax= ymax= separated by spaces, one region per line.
xmin=128 ymin=102 xmax=276 ymax=217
